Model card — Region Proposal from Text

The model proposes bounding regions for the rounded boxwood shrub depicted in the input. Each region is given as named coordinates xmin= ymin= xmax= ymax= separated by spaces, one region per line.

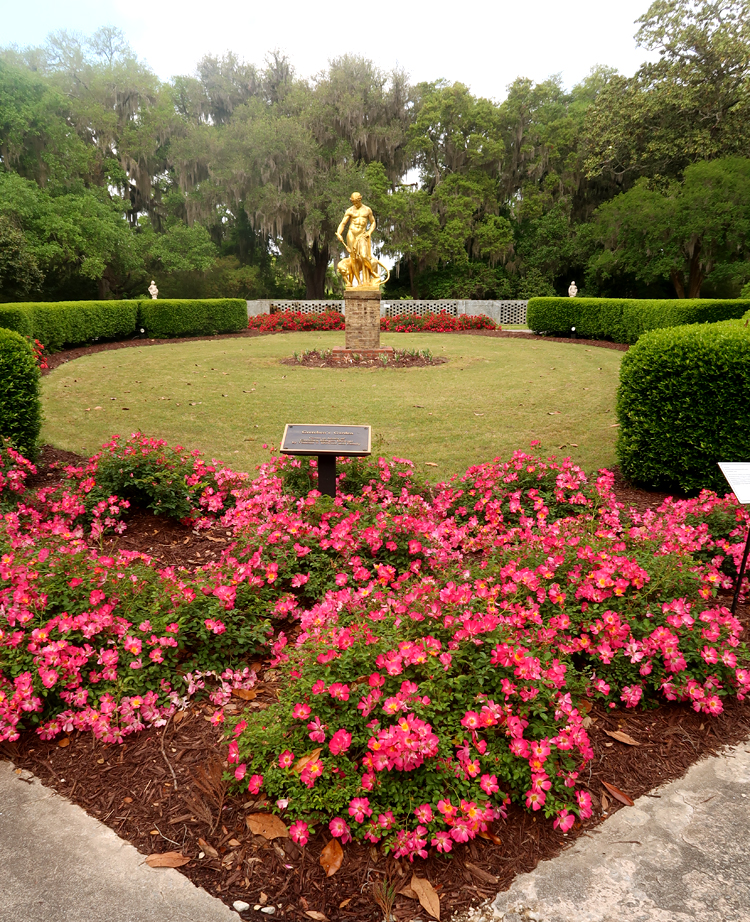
xmin=0 ymin=328 xmax=41 ymax=457
xmin=617 ymin=319 xmax=750 ymax=494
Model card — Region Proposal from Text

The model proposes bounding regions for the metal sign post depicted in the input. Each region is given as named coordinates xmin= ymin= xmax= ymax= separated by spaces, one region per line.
xmin=280 ymin=424 xmax=372 ymax=498
xmin=718 ymin=463 xmax=750 ymax=615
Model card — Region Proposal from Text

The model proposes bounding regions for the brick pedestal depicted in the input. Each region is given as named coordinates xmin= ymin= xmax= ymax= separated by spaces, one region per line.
xmin=344 ymin=289 xmax=381 ymax=350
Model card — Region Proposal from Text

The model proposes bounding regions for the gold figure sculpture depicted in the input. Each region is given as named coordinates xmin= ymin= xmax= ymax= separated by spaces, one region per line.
xmin=336 ymin=192 xmax=390 ymax=290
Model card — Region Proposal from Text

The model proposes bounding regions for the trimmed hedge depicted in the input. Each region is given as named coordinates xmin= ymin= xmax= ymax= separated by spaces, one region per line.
xmin=0 ymin=298 xmax=248 ymax=349
xmin=0 ymin=328 xmax=41 ymax=457
xmin=138 ymin=298 xmax=247 ymax=338
xmin=527 ymin=297 xmax=750 ymax=344
xmin=0 ymin=301 xmax=138 ymax=352
xmin=617 ymin=319 xmax=750 ymax=494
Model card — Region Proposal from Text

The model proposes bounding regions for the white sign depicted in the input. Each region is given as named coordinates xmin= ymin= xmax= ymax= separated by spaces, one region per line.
xmin=719 ymin=463 xmax=750 ymax=504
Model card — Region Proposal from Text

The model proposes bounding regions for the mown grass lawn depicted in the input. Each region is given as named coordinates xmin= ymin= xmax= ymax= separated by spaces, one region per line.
xmin=41 ymin=332 xmax=623 ymax=479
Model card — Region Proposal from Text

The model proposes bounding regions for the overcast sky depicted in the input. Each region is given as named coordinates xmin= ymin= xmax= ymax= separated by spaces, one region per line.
xmin=5 ymin=0 xmax=659 ymax=100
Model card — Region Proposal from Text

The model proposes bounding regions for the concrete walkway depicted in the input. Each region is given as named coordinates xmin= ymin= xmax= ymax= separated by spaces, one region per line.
xmin=3 ymin=743 xmax=750 ymax=922
xmin=464 ymin=742 xmax=750 ymax=922
xmin=0 ymin=760 xmax=237 ymax=922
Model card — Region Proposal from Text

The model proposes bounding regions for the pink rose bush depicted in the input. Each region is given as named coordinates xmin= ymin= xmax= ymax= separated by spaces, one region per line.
xmin=1 ymin=433 xmax=749 ymax=859
xmin=0 ymin=438 xmax=36 ymax=513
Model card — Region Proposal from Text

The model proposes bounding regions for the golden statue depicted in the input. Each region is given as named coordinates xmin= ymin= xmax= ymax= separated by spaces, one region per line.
xmin=336 ymin=192 xmax=390 ymax=290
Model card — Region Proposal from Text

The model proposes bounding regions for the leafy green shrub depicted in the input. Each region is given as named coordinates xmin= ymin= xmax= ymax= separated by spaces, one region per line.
xmin=0 ymin=328 xmax=41 ymax=457
xmin=617 ymin=319 xmax=750 ymax=493
xmin=138 ymin=298 xmax=247 ymax=338
xmin=0 ymin=301 xmax=138 ymax=351
xmin=0 ymin=306 xmax=33 ymax=337
xmin=61 ymin=432 xmax=249 ymax=531
xmin=528 ymin=297 xmax=750 ymax=344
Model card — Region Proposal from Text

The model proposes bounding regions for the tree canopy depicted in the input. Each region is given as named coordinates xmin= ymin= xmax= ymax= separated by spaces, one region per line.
xmin=1 ymin=3 xmax=749 ymax=303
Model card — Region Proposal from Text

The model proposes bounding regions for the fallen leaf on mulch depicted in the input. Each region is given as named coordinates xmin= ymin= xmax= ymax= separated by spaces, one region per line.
xmin=605 ymin=730 xmax=640 ymax=746
xmin=246 ymin=814 xmax=289 ymax=839
xmin=305 ymin=912 xmax=328 ymax=921
xmin=410 ymin=875 xmax=440 ymax=920
xmin=232 ymin=688 xmax=257 ymax=700
xmin=319 ymin=839 xmax=343 ymax=877
xmin=198 ymin=837 xmax=219 ymax=858
xmin=602 ymin=781 xmax=635 ymax=806
xmin=57 ymin=737 xmax=70 ymax=748
xmin=293 ymin=748 xmax=323 ymax=773
xmin=145 ymin=851 xmax=191 ymax=868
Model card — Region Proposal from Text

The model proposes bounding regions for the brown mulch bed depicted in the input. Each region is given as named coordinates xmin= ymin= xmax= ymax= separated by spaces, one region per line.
xmin=5 ymin=446 xmax=749 ymax=920
xmin=4 ymin=693 xmax=749 ymax=922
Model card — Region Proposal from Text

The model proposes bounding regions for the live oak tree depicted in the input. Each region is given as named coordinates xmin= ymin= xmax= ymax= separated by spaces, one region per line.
xmin=589 ymin=157 xmax=750 ymax=297
xmin=583 ymin=0 xmax=750 ymax=183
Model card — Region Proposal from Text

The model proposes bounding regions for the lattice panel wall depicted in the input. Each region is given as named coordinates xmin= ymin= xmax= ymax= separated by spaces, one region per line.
xmin=247 ymin=299 xmax=528 ymax=323
xmin=486 ymin=301 xmax=528 ymax=324
xmin=383 ymin=301 xmax=459 ymax=317
xmin=269 ymin=301 xmax=344 ymax=314
xmin=383 ymin=300 xmax=528 ymax=323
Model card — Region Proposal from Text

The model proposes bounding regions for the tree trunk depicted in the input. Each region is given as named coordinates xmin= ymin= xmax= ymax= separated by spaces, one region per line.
xmin=408 ymin=258 xmax=417 ymax=299
xmin=670 ymin=269 xmax=686 ymax=298
xmin=687 ymin=243 xmax=704 ymax=299
xmin=298 ymin=241 xmax=330 ymax=299
xmin=97 ymin=273 xmax=112 ymax=300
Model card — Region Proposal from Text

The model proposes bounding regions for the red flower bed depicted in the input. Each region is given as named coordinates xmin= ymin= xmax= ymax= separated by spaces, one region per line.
xmin=248 ymin=311 xmax=346 ymax=332
xmin=380 ymin=312 xmax=497 ymax=332
xmin=248 ymin=311 xmax=498 ymax=333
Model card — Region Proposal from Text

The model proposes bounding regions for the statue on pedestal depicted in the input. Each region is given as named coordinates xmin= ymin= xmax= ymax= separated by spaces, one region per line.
xmin=568 ymin=281 xmax=578 ymax=298
xmin=336 ymin=193 xmax=390 ymax=290
xmin=148 ymin=280 xmax=159 ymax=299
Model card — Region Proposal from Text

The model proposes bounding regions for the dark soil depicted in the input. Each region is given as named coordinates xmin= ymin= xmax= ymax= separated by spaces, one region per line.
xmin=9 ymin=332 xmax=747 ymax=921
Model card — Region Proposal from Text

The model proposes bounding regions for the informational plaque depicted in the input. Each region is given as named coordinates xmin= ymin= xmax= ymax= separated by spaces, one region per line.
xmin=280 ymin=424 xmax=371 ymax=457
xmin=719 ymin=463 xmax=750 ymax=504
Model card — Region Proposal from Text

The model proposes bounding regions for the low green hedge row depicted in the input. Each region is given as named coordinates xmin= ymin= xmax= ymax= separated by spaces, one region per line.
xmin=0 ymin=301 xmax=138 ymax=352
xmin=0 ymin=299 xmax=247 ymax=351
xmin=137 ymin=298 xmax=247 ymax=339
xmin=0 ymin=328 xmax=41 ymax=457
xmin=617 ymin=319 xmax=750 ymax=494
xmin=527 ymin=297 xmax=750 ymax=344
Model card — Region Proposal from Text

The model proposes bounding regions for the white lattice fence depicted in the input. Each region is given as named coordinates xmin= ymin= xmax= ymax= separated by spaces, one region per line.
xmin=268 ymin=300 xmax=344 ymax=314
xmin=382 ymin=300 xmax=528 ymax=323
xmin=383 ymin=300 xmax=459 ymax=317
xmin=246 ymin=299 xmax=528 ymax=323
